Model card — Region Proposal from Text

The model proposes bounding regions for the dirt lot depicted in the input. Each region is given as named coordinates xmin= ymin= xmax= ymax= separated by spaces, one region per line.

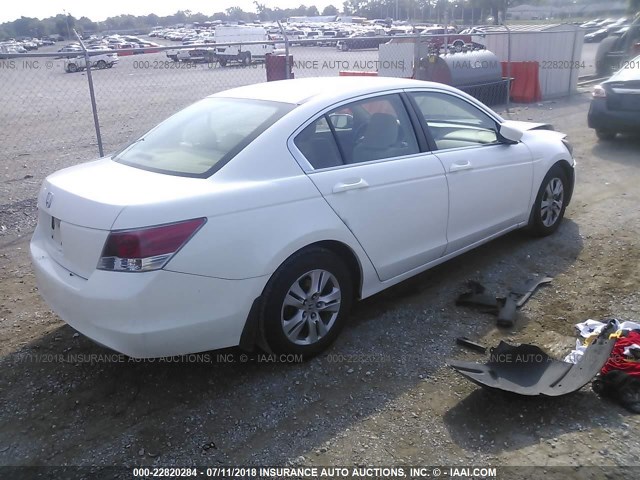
xmin=1 ymin=81 xmax=639 ymax=475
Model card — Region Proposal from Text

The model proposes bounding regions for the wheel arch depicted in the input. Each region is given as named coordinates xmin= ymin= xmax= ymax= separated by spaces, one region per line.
xmin=264 ymin=239 xmax=364 ymax=302
xmin=310 ymin=240 xmax=364 ymax=300
xmin=239 ymin=239 xmax=364 ymax=352
xmin=527 ymin=159 xmax=574 ymax=230
xmin=553 ymin=159 xmax=575 ymax=207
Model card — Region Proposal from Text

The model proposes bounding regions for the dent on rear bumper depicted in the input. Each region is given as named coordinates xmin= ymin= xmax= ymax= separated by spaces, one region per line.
xmin=30 ymin=239 xmax=268 ymax=358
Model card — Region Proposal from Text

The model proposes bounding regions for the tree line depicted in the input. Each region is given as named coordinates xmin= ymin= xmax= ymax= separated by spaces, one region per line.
xmin=1 ymin=0 xmax=638 ymax=41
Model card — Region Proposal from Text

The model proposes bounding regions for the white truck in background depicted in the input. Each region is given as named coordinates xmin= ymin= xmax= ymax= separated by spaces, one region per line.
xmin=214 ymin=26 xmax=278 ymax=66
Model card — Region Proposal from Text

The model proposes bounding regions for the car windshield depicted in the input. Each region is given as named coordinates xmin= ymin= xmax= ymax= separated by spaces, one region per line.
xmin=113 ymin=97 xmax=294 ymax=177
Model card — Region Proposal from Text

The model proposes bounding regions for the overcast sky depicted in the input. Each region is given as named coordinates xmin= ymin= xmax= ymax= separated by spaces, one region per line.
xmin=1 ymin=0 xmax=341 ymax=23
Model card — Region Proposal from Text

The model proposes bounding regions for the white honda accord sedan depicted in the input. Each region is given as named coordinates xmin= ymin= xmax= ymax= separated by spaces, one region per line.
xmin=31 ymin=77 xmax=575 ymax=358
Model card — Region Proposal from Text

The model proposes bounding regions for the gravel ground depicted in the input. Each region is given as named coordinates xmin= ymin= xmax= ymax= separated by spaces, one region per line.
xmin=0 ymin=42 xmax=638 ymax=476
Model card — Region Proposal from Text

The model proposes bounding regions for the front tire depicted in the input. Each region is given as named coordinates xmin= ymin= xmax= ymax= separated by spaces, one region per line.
xmin=528 ymin=166 xmax=568 ymax=237
xmin=261 ymin=247 xmax=353 ymax=358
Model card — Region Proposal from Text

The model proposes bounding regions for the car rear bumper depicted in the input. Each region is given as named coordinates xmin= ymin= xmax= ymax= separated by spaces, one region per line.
xmin=31 ymin=237 xmax=268 ymax=358
xmin=588 ymin=98 xmax=640 ymax=132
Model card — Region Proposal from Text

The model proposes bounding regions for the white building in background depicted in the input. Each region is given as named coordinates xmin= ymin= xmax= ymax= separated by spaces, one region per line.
xmin=482 ymin=24 xmax=585 ymax=99
xmin=287 ymin=16 xmax=338 ymax=23
xmin=507 ymin=2 xmax=628 ymax=21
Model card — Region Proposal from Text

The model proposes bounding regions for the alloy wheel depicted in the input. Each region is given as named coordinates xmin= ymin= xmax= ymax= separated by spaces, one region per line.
xmin=540 ymin=178 xmax=564 ymax=227
xmin=281 ymin=269 xmax=341 ymax=346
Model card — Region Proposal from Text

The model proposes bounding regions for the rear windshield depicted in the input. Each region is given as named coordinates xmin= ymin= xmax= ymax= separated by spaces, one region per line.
xmin=113 ymin=97 xmax=294 ymax=178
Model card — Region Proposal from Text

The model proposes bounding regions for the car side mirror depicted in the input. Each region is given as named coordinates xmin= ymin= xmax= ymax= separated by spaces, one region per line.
xmin=498 ymin=123 xmax=523 ymax=144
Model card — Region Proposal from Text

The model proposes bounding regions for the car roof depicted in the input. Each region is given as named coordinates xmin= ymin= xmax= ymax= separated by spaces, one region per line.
xmin=211 ymin=77 xmax=460 ymax=105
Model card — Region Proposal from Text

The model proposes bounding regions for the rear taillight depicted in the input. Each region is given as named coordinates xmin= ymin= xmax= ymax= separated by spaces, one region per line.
xmin=592 ymin=85 xmax=607 ymax=98
xmin=97 ymin=218 xmax=206 ymax=272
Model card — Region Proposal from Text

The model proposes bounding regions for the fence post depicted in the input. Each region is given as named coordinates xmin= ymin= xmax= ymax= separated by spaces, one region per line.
xmin=569 ymin=28 xmax=578 ymax=97
xmin=413 ymin=33 xmax=420 ymax=79
xmin=443 ymin=10 xmax=449 ymax=53
xmin=504 ymin=25 xmax=512 ymax=114
xmin=277 ymin=20 xmax=291 ymax=80
xmin=74 ymin=29 xmax=104 ymax=157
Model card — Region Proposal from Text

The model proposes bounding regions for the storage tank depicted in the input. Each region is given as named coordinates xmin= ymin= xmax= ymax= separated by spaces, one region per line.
xmin=415 ymin=50 xmax=503 ymax=86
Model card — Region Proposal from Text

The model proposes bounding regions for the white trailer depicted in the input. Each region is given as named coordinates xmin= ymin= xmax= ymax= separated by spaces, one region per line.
xmin=214 ymin=26 xmax=274 ymax=66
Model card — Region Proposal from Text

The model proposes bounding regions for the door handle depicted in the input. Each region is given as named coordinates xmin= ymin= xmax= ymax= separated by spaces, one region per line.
xmin=449 ymin=161 xmax=472 ymax=172
xmin=332 ymin=178 xmax=369 ymax=193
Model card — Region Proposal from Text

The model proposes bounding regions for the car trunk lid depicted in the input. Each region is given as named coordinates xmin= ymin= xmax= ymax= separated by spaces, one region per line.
xmin=36 ymin=158 xmax=213 ymax=278
xmin=605 ymin=80 xmax=640 ymax=111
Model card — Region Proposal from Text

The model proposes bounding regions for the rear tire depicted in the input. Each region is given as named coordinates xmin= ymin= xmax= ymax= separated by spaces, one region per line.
xmin=261 ymin=247 xmax=353 ymax=359
xmin=528 ymin=166 xmax=569 ymax=237
xmin=218 ymin=58 xmax=227 ymax=67
xmin=596 ymin=129 xmax=616 ymax=141
xmin=241 ymin=52 xmax=251 ymax=66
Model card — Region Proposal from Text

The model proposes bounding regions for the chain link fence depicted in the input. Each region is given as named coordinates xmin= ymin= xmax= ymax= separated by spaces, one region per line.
xmin=1 ymin=26 xmax=608 ymax=236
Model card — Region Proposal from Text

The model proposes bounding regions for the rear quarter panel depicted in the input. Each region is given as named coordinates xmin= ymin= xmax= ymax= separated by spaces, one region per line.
xmin=114 ymin=129 xmax=376 ymax=284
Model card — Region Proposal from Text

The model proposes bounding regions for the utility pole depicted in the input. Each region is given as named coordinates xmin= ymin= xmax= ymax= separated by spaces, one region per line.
xmin=63 ymin=9 xmax=71 ymax=40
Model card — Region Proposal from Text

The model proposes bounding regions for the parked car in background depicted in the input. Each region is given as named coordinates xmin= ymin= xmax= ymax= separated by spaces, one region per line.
xmin=317 ymin=30 xmax=338 ymax=47
xmin=2 ymin=42 xmax=27 ymax=54
xmin=0 ymin=43 xmax=25 ymax=58
xmin=337 ymin=31 xmax=390 ymax=51
xmin=136 ymin=41 xmax=162 ymax=54
xmin=588 ymin=54 xmax=640 ymax=140
xmin=585 ymin=27 xmax=611 ymax=43
xmin=64 ymin=52 xmax=118 ymax=73
xmin=285 ymin=29 xmax=306 ymax=44
xmin=30 ymin=77 xmax=575 ymax=359
xmin=388 ymin=26 xmax=415 ymax=36
xmin=56 ymin=44 xmax=82 ymax=58
xmin=585 ymin=22 xmax=630 ymax=43
xmin=595 ymin=14 xmax=640 ymax=75
xmin=580 ymin=19 xmax=602 ymax=28
xmin=22 ymin=40 xmax=38 ymax=50
xmin=595 ymin=18 xmax=616 ymax=28
xmin=168 ymin=46 xmax=216 ymax=63
xmin=112 ymin=42 xmax=145 ymax=56
xmin=301 ymin=30 xmax=322 ymax=45
xmin=419 ymin=27 xmax=473 ymax=52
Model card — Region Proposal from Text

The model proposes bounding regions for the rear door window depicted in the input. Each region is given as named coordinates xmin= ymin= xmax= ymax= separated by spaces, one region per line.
xmin=114 ymin=98 xmax=294 ymax=177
